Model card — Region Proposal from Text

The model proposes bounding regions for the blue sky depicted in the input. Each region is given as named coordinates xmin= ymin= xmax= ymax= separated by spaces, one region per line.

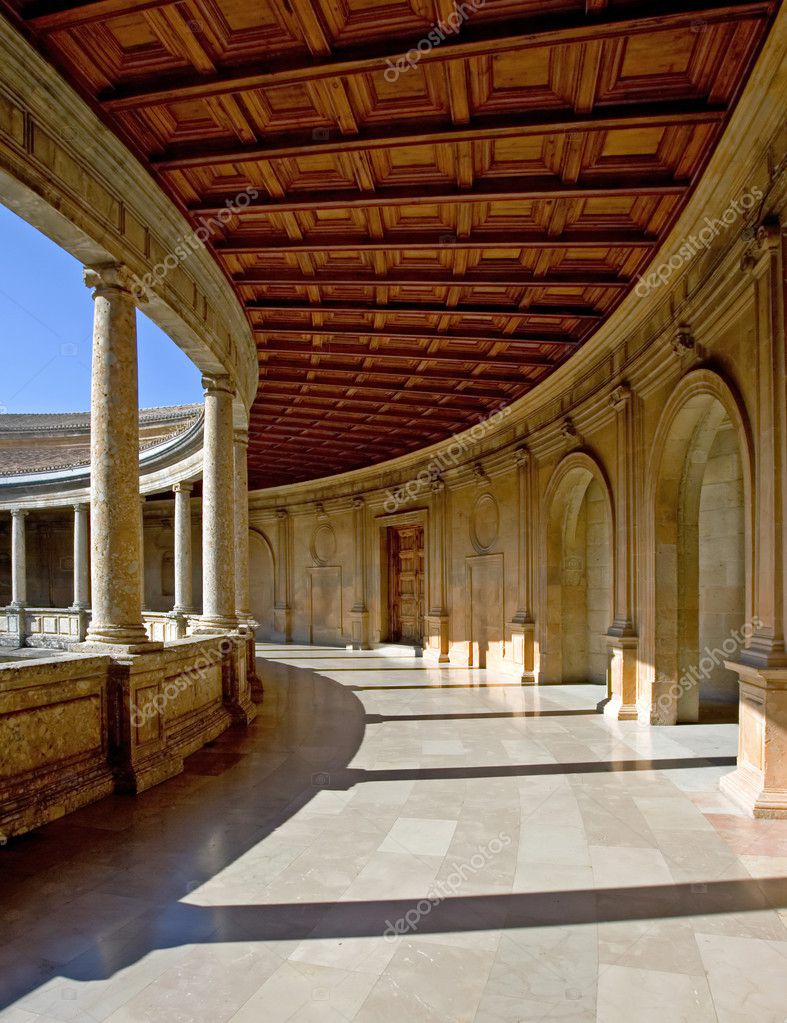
xmin=0 ymin=203 xmax=203 ymax=414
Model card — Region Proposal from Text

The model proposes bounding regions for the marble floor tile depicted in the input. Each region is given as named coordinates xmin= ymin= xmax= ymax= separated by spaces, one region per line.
xmin=1 ymin=646 xmax=786 ymax=1023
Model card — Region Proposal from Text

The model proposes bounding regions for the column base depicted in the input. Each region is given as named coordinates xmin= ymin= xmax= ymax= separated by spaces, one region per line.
xmin=168 ymin=610 xmax=193 ymax=639
xmin=194 ymin=615 xmax=239 ymax=634
xmin=86 ymin=621 xmax=153 ymax=646
xmin=719 ymin=661 xmax=787 ymax=818
xmin=604 ymin=635 xmax=639 ymax=721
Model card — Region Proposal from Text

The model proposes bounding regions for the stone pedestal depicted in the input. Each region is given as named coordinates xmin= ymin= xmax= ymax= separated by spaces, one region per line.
xmin=510 ymin=618 xmax=536 ymax=683
xmin=424 ymin=612 xmax=450 ymax=663
xmin=605 ymin=635 xmax=640 ymax=720
xmin=720 ymin=662 xmax=787 ymax=817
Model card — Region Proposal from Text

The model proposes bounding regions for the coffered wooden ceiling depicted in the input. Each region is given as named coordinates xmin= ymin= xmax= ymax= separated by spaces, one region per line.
xmin=1 ymin=0 xmax=777 ymax=486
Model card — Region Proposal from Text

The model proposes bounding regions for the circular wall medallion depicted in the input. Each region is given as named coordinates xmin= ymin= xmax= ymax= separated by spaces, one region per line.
xmin=310 ymin=521 xmax=337 ymax=566
xmin=470 ymin=492 xmax=499 ymax=554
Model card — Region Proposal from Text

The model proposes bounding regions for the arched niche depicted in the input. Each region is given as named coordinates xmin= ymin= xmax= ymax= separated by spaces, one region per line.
xmin=540 ymin=452 xmax=614 ymax=685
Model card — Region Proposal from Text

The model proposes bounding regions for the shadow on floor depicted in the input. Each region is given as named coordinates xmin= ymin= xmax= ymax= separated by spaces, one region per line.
xmin=0 ymin=652 xmax=765 ymax=1012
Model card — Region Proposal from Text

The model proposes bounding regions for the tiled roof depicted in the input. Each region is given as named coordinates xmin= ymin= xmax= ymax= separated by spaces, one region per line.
xmin=0 ymin=404 xmax=201 ymax=434
xmin=0 ymin=405 xmax=202 ymax=476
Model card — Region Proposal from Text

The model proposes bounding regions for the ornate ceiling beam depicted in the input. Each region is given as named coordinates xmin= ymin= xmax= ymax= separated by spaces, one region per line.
xmin=192 ymin=176 xmax=687 ymax=216
xmin=260 ymin=356 xmax=533 ymax=387
xmin=252 ymin=325 xmax=581 ymax=347
xmin=101 ymin=3 xmax=771 ymax=109
xmin=247 ymin=301 xmax=604 ymax=321
xmin=256 ymin=340 xmax=557 ymax=369
xmin=153 ymin=104 xmax=725 ymax=170
xmin=220 ymin=231 xmax=655 ymax=254
xmin=235 ymin=271 xmax=630 ymax=289
xmin=258 ymin=369 xmax=524 ymax=400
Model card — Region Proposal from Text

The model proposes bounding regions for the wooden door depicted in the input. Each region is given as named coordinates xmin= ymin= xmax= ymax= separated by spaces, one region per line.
xmin=388 ymin=525 xmax=424 ymax=645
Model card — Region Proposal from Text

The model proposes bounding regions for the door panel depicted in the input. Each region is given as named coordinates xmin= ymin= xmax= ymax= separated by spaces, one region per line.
xmin=388 ymin=525 xmax=424 ymax=645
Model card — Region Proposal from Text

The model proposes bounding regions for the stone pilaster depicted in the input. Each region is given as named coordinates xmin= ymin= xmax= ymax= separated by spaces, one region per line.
xmin=606 ymin=383 xmax=639 ymax=720
xmin=510 ymin=447 xmax=536 ymax=682
xmin=83 ymin=263 xmax=150 ymax=650
xmin=425 ymin=477 xmax=449 ymax=662
xmin=723 ymin=222 xmax=787 ymax=815
xmin=199 ymin=374 xmax=237 ymax=632
xmin=349 ymin=496 xmax=371 ymax=649
xmin=171 ymin=482 xmax=194 ymax=637
xmin=9 ymin=508 xmax=27 ymax=610
xmin=273 ymin=508 xmax=292 ymax=641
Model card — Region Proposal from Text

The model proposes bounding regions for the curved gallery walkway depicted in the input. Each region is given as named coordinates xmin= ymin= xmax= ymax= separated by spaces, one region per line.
xmin=1 ymin=648 xmax=786 ymax=1022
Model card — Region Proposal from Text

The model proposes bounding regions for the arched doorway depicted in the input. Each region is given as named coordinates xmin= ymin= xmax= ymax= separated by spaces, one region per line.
xmin=249 ymin=529 xmax=276 ymax=641
xmin=541 ymin=456 xmax=613 ymax=684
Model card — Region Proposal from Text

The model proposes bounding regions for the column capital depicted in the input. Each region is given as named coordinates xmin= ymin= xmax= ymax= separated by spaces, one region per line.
xmin=202 ymin=373 xmax=234 ymax=398
xmin=233 ymin=426 xmax=249 ymax=447
xmin=173 ymin=481 xmax=194 ymax=495
xmin=10 ymin=507 xmax=28 ymax=519
xmin=83 ymin=262 xmax=138 ymax=298
xmin=609 ymin=383 xmax=632 ymax=411
xmin=513 ymin=445 xmax=530 ymax=468
xmin=352 ymin=496 xmax=365 ymax=510
xmin=276 ymin=507 xmax=289 ymax=521
xmin=72 ymin=501 xmax=88 ymax=513
xmin=431 ymin=475 xmax=445 ymax=494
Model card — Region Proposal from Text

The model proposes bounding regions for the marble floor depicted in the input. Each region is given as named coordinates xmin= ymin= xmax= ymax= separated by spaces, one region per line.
xmin=1 ymin=645 xmax=787 ymax=1022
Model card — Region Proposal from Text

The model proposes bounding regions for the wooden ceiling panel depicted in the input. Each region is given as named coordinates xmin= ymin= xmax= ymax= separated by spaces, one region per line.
xmin=3 ymin=0 xmax=775 ymax=486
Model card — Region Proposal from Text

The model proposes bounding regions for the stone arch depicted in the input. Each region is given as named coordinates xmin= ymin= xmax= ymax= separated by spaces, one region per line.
xmin=540 ymin=451 xmax=615 ymax=684
xmin=643 ymin=368 xmax=754 ymax=723
xmin=249 ymin=528 xmax=276 ymax=642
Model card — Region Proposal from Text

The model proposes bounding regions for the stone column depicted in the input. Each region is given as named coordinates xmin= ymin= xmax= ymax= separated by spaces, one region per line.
xmin=83 ymin=263 xmax=149 ymax=649
xmin=606 ymin=384 xmax=639 ymax=720
xmin=172 ymin=482 xmax=194 ymax=617
xmin=349 ymin=496 xmax=370 ymax=648
xmin=10 ymin=508 xmax=27 ymax=609
xmin=139 ymin=497 xmax=147 ymax=612
xmin=200 ymin=374 xmax=237 ymax=632
xmin=233 ymin=428 xmax=252 ymax=623
xmin=71 ymin=503 xmax=89 ymax=609
xmin=273 ymin=508 xmax=292 ymax=641
xmin=425 ymin=477 xmax=449 ymax=662
xmin=722 ymin=223 xmax=787 ymax=816
xmin=510 ymin=447 xmax=536 ymax=682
